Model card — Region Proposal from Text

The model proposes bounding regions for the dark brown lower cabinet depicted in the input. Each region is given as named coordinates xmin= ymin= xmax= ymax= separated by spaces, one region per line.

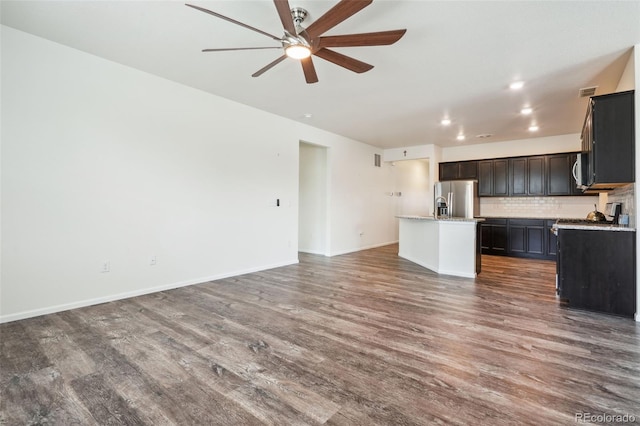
xmin=508 ymin=219 xmax=545 ymax=256
xmin=557 ymin=228 xmax=636 ymax=317
xmin=481 ymin=218 xmax=555 ymax=260
xmin=480 ymin=218 xmax=507 ymax=255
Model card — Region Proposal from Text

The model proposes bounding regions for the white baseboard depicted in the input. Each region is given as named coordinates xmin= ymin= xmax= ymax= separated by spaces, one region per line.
xmin=329 ymin=240 xmax=398 ymax=257
xmin=298 ymin=248 xmax=327 ymax=255
xmin=0 ymin=258 xmax=299 ymax=324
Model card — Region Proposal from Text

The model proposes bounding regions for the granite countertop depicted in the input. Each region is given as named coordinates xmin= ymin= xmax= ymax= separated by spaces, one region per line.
xmin=552 ymin=222 xmax=635 ymax=232
xmin=396 ymin=215 xmax=485 ymax=223
xmin=482 ymin=215 xmax=576 ymax=220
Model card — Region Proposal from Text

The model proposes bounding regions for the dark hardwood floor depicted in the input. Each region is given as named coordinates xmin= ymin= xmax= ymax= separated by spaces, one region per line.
xmin=2 ymin=244 xmax=639 ymax=425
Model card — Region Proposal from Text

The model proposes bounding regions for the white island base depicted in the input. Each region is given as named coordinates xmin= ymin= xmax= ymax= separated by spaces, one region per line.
xmin=397 ymin=216 xmax=482 ymax=278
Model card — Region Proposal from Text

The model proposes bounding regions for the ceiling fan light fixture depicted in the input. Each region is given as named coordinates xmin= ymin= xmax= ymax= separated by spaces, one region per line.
xmin=285 ymin=44 xmax=311 ymax=59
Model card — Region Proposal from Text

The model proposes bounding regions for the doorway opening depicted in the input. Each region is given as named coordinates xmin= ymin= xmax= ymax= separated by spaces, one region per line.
xmin=299 ymin=142 xmax=328 ymax=255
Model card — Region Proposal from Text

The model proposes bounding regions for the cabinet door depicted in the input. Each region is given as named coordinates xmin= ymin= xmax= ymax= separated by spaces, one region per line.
xmin=491 ymin=224 xmax=508 ymax=253
xmin=459 ymin=161 xmax=478 ymax=180
xmin=510 ymin=158 xmax=527 ymax=196
xmin=480 ymin=224 xmax=492 ymax=251
xmin=527 ymin=156 xmax=545 ymax=196
xmin=493 ymin=159 xmax=509 ymax=196
xmin=547 ymin=154 xmax=572 ymax=196
xmin=591 ymin=91 xmax=635 ymax=184
xmin=439 ymin=163 xmax=458 ymax=181
xmin=478 ymin=161 xmax=493 ymax=196
xmin=508 ymin=224 xmax=526 ymax=254
xmin=526 ymin=225 xmax=545 ymax=255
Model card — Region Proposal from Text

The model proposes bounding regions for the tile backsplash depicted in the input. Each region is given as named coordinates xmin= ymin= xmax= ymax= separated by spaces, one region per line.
xmin=480 ymin=195 xmax=599 ymax=219
xmin=607 ymin=183 xmax=635 ymax=227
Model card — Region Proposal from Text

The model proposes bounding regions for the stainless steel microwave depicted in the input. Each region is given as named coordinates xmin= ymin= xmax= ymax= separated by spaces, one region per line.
xmin=572 ymin=153 xmax=589 ymax=189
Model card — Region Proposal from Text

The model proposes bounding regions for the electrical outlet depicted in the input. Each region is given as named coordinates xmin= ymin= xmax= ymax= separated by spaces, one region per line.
xmin=101 ymin=261 xmax=110 ymax=273
xmin=149 ymin=255 xmax=157 ymax=266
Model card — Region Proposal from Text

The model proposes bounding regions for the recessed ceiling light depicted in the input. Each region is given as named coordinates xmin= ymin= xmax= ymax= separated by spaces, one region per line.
xmin=529 ymin=125 xmax=539 ymax=132
xmin=441 ymin=118 xmax=451 ymax=126
xmin=521 ymin=107 xmax=533 ymax=115
xmin=303 ymin=113 xmax=313 ymax=118
xmin=510 ymin=81 xmax=525 ymax=90
xmin=456 ymin=134 xmax=466 ymax=141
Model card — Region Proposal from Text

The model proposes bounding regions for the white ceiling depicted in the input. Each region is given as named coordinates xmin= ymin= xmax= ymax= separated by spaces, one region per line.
xmin=2 ymin=1 xmax=639 ymax=149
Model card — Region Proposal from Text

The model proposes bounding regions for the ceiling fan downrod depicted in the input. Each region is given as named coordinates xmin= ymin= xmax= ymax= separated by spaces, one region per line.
xmin=290 ymin=7 xmax=308 ymax=27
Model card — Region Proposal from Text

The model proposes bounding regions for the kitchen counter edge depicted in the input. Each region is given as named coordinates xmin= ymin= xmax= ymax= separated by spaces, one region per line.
xmin=552 ymin=223 xmax=636 ymax=232
xmin=396 ymin=215 xmax=485 ymax=223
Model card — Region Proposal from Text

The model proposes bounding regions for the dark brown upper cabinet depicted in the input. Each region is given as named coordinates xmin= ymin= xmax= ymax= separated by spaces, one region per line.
xmin=547 ymin=153 xmax=580 ymax=196
xmin=526 ymin=156 xmax=546 ymax=196
xmin=493 ymin=159 xmax=509 ymax=196
xmin=510 ymin=157 xmax=527 ymax=196
xmin=438 ymin=160 xmax=478 ymax=181
xmin=582 ymin=90 xmax=635 ymax=189
xmin=477 ymin=159 xmax=508 ymax=197
xmin=478 ymin=160 xmax=493 ymax=196
xmin=509 ymin=156 xmax=544 ymax=196
xmin=440 ymin=152 xmax=587 ymax=197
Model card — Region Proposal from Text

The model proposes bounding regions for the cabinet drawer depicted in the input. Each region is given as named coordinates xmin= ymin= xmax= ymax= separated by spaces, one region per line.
xmin=509 ymin=219 xmax=544 ymax=227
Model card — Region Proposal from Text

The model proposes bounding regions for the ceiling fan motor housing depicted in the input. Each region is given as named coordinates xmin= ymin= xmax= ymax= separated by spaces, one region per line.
xmin=290 ymin=7 xmax=308 ymax=26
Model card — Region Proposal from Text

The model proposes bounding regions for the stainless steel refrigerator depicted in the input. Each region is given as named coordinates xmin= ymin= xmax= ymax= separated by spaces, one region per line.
xmin=434 ymin=180 xmax=480 ymax=218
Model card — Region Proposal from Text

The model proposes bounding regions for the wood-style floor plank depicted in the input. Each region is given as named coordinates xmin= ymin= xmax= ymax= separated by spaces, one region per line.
xmin=1 ymin=244 xmax=639 ymax=425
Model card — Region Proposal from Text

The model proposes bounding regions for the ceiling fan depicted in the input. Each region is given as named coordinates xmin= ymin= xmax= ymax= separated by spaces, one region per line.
xmin=186 ymin=0 xmax=406 ymax=84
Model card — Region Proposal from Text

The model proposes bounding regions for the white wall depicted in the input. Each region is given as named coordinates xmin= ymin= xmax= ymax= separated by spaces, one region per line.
xmin=623 ymin=45 xmax=640 ymax=322
xmin=383 ymin=144 xmax=442 ymax=215
xmin=296 ymin=125 xmax=397 ymax=256
xmin=441 ymin=133 xmax=581 ymax=162
xmin=391 ymin=160 xmax=431 ymax=217
xmin=0 ymin=26 xmax=397 ymax=322
xmin=616 ymin=49 xmax=635 ymax=92
xmin=298 ymin=143 xmax=327 ymax=255
xmin=612 ymin=45 xmax=639 ymax=322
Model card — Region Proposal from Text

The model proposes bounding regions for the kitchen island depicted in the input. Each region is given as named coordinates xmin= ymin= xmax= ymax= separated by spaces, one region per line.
xmin=553 ymin=220 xmax=636 ymax=317
xmin=397 ymin=215 xmax=484 ymax=278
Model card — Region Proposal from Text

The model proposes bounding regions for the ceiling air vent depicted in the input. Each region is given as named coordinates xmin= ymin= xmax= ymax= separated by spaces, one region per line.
xmin=579 ymin=86 xmax=598 ymax=98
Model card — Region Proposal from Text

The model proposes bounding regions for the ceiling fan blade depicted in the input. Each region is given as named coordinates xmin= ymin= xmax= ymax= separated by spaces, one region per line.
xmin=318 ymin=29 xmax=407 ymax=48
xmin=273 ymin=0 xmax=296 ymax=35
xmin=252 ymin=55 xmax=288 ymax=77
xmin=313 ymin=48 xmax=373 ymax=73
xmin=301 ymin=57 xmax=319 ymax=84
xmin=203 ymin=47 xmax=282 ymax=52
xmin=305 ymin=0 xmax=373 ymax=39
xmin=186 ymin=3 xmax=282 ymax=41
